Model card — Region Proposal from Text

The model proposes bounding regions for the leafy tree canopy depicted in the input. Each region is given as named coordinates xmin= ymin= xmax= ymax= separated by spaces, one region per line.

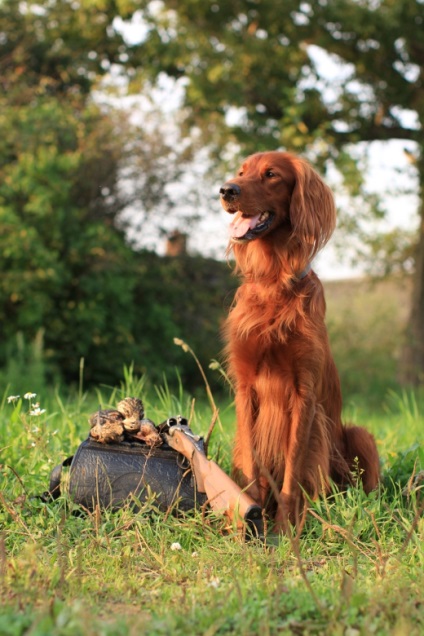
xmin=1 ymin=0 xmax=138 ymax=97
xmin=129 ymin=1 xmax=423 ymax=158
xmin=0 ymin=0 xmax=201 ymax=386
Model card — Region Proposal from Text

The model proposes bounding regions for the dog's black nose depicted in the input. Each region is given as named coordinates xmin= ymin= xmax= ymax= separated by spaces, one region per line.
xmin=220 ymin=183 xmax=241 ymax=201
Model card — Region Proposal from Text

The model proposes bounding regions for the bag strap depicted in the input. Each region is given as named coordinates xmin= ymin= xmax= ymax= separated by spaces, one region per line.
xmin=36 ymin=456 xmax=74 ymax=503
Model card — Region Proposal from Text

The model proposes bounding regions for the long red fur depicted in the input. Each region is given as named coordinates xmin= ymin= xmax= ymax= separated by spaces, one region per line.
xmin=221 ymin=151 xmax=380 ymax=532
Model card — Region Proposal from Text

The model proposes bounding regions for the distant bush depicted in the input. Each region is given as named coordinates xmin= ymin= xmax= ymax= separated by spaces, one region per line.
xmin=129 ymin=251 xmax=237 ymax=392
xmin=1 ymin=250 xmax=237 ymax=394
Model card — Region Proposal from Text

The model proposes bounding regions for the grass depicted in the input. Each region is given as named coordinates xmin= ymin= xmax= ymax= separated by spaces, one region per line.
xmin=324 ymin=275 xmax=412 ymax=404
xmin=1 ymin=364 xmax=423 ymax=636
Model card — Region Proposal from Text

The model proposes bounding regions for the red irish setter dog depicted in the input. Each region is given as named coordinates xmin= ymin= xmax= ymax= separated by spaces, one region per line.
xmin=220 ymin=151 xmax=380 ymax=532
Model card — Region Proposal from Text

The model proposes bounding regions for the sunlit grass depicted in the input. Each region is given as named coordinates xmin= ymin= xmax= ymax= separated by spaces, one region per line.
xmin=1 ymin=371 xmax=423 ymax=635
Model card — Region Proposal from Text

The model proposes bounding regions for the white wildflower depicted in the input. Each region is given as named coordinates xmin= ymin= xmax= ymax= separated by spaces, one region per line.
xmin=191 ymin=551 xmax=199 ymax=558
xmin=170 ymin=542 xmax=182 ymax=551
xmin=7 ymin=395 xmax=20 ymax=403
xmin=32 ymin=426 xmax=40 ymax=433
xmin=24 ymin=392 xmax=37 ymax=400
xmin=207 ymin=577 xmax=220 ymax=589
xmin=29 ymin=408 xmax=46 ymax=417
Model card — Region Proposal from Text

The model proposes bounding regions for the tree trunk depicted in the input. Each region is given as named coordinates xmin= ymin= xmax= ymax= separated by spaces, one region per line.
xmin=400 ymin=158 xmax=424 ymax=386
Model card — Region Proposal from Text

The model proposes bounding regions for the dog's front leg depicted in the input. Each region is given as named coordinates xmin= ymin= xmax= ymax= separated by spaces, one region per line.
xmin=274 ymin=393 xmax=316 ymax=533
xmin=232 ymin=386 xmax=262 ymax=503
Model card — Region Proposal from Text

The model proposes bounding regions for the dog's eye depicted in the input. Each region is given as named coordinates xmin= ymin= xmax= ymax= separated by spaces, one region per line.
xmin=265 ymin=169 xmax=276 ymax=178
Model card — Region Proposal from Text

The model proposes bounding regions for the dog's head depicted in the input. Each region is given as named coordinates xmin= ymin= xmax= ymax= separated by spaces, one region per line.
xmin=220 ymin=151 xmax=336 ymax=260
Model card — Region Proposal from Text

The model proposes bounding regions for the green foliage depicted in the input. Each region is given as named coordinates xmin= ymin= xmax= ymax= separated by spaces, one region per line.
xmin=0 ymin=0 xmax=138 ymax=97
xmin=0 ymin=94 xmax=139 ymax=385
xmin=384 ymin=442 xmax=424 ymax=492
xmin=130 ymin=252 xmax=237 ymax=392
xmin=132 ymin=1 xmax=423 ymax=157
xmin=133 ymin=0 xmax=328 ymax=156
xmin=0 ymin=0 xmax=211 ymax=390
xmin=0 ymin=249 xmax=238 ymax=392
xmin=0 ymin=0 xmax=140 ymax=388
xmin=1 ymin=330 xmax=52 ymax=398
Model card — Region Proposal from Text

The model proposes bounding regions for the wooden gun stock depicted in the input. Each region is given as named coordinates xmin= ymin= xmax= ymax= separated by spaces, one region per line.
xmin=165 ymin=425 xmax=263 ymax=537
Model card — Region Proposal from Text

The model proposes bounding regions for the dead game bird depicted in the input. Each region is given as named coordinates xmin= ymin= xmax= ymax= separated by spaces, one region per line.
xmin=133 ymin=418 xmax=162 ymax=447
xmin=89 ymin=409 xmax=125 ymax=444
xmin=117 ymin=397 xmax=144 ymax=433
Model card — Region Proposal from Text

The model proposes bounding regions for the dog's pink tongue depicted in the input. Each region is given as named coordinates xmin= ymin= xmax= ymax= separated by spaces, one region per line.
xmin=229 ymin=212 xmax=260 ymax=238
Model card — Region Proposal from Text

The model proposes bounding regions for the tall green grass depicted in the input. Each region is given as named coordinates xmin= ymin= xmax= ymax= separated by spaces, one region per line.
xmin=1 ymin=365 xmax=423 ymax=635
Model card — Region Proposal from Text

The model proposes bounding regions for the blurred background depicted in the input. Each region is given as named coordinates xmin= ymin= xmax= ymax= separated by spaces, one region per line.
xmin=1 ymin=0 xmax=423 ymax=403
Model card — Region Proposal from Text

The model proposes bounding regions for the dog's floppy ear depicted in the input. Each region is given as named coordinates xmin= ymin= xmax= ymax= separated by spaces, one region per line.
xmin=289 ymin=158 xmax=336 ymax=259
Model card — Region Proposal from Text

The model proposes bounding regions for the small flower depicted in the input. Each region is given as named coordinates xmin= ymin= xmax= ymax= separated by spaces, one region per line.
xmin=24 ymin=392 xmax=37 ymax=400
xmin=207 ymin=577 xmax=220 ymax=589
xmin=170 ymin=542 xmax=182 ymax=551
xmin=32 ymin=426 xmax=40 ymax=433
xmin=7 ymin=395 xmax=20 ymax=403
xmin=29 ymin=408 xmax=46 ymax=417
xmin=191 ymin=551 xmax=199 ymax=558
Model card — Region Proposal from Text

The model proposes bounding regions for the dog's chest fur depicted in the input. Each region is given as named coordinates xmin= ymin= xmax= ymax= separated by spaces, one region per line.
xmin=228 ymin=281 xmax=312 ymax=344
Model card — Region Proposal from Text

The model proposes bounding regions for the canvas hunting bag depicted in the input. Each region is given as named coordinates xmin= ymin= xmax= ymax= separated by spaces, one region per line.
xmin=46 ymin=414 xmax=207 ymax=513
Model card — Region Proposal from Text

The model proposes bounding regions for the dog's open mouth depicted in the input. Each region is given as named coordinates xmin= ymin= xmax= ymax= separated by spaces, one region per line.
xmin=229 ymin=210 xmax=275 ymax=242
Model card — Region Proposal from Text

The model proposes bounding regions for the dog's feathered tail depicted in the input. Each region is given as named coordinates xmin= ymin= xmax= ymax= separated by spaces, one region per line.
xmin=342 ymin=425 xmax=380 ymax=493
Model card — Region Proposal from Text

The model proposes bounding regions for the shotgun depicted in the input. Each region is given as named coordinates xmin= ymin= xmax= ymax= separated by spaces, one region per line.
xmin=163 ymin=418 xmax=263 ymax=538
